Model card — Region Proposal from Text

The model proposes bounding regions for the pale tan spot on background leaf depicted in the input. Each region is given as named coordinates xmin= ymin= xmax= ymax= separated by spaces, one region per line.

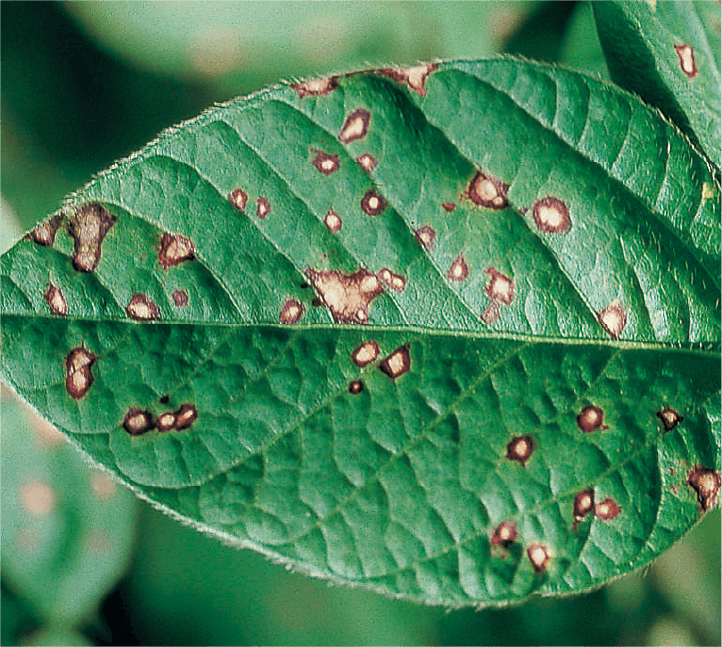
xmin=22 ymin=481 xmax=56 ymax=515
xmin=90 ymin=472 xmax=117 ymax=501
xmin=324 ymin=209 xmax=342 ymax=232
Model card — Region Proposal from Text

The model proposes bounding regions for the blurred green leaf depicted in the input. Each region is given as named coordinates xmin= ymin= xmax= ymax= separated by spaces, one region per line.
xmin=1 ymin=389 xmax=138 ymax=625
xmin=1 ymin=57 xmax=719 ymax=608
xmin=19 ymin=626 xmax=93 ymax=647
xmin=593 ymin=0 xmax=721 ymax=168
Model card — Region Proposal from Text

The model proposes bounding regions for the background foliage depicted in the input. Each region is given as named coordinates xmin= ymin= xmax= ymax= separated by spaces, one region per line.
xmin=1 ymin=2 xmax=719 ymax=645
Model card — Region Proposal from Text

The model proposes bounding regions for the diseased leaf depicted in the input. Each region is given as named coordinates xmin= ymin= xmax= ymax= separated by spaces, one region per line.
xmin=1 ymin=390 xmax=137 ymax=624
xmin=1 ymin=58 xmax=719 ymax=607
xmin=593 ymin=0 xmax=721 ymax=168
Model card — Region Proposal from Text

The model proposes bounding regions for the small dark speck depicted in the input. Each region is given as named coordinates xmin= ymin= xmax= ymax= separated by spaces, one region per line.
xmin=160 ymin=395 xmax=170 ymax=404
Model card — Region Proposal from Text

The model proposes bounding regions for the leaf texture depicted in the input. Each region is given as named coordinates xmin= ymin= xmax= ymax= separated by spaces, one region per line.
xmin=1 ymin=58 xmax=720 ymax=607
xmin=593 ymin=0 xmax=722 ymax=169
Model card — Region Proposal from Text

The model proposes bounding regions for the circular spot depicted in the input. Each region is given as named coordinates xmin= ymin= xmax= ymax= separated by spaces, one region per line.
xmin=22 ymin=481 xmax=56 ymax=515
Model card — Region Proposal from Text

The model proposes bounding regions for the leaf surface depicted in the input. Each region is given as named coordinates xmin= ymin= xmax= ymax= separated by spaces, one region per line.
xmin=1 ymin=58 xmax=719 ymax=607
xmin=593 ymin=0 xmax=721 ymax=168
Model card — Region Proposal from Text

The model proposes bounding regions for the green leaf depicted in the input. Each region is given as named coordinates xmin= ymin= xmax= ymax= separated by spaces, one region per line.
xmin=593 ymin=0 xmax=722 ymax=168
xmin=1 ymin=389 xmax=137 ymax=624
xmin=1 ymin=58 xmax=719 ymax=607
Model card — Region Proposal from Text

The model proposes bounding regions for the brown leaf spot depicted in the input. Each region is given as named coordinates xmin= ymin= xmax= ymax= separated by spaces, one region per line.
xmin=377 ymin=268 xmax=406 ymax=292
xmin=527 ymin=543 xmax=550 ymax=573
xmin=675 ymin=44 xmax=698 ymax=77
xmin=156 ymin=412 xmax=177 ymax=432
xmin=467 ymin=171 xmax=509 ymax=209
xmin=378 ymin=63 xmax=438 ymax=96
xmin=491 ymin=521 xmax=517 ymax=547
xmin=348 ymin=380 xmax=364 ymax=395
xmin=352 ymin=341 xmax=379 ymax=367
xmin=65 ymin=347 xmax=97 ymax=400
xmin=442 ymin=202 xmax=456 ymax=212
xmin=257 ymin=197 xmax=271 ymax=219
xmin=172 ymin=289 xmax=189 ymax=307
xmin=576 ymin=405 xmax=608 ymax=432
xmin=305 ymin=267 xmax=384 ymax=324
xmin=447 ymin=254 xmax=469 ymax=282
xmin=311 ymin=149 xmax=340 ymax=175
xmin=228 ymin=189 xmax=248 ymax=211
xmin=657 ymin=407 xmax=683 ymax=431
xmin=532 ymin=196 xmax=570 ymax=233
xmin=126 ymin=294 xmax=160 ymax=321
xmin=594 ymin=497 xmax=621 ymax=520
xmin=357 ymin=153 xmax=377 ymax=174
xmin=484 ymin=267 xmax=514 ymax=305
xmin=338 ymin=108 xmax=370 ymax=143
xmin=67 ymin=203 xmax=116 ymax=272
xmin=44 ymin=283 xmax=67 ymax=316
xmin=378 ymin=345 xmax=411 ymax=380
xmin=158 ymin=232 xmax=195 ymax=269
xmin=361 ymin=190 xmax=387 ymax=215
xmin=123 ymin=408 xmax=154 ymax=436
xmin=292 ymin=76 xmax=338 ymax=97
xmin=324 ymin=209 xmax=342 ymax=232
xmin=415 ymin=225 xmax=436 ymax=251
xmin=687 ymin=466 xmax=720 ymax=511
xmin=598 ymin=300 xmax=627 ymax=338
xmin=506 ymin=435 xmax=534 ymax=467
xmin=280 ymin=298 xmax=304 ymax=324
xmin=573 ymin=489 xmax=595 ymax=528
xmin=28 ymin=214 xmax=63 ymax=247
xmin=174 ymin=403 xmax=198 ymax=430
xmin=481 ymin=300 xmax=501 ymax=326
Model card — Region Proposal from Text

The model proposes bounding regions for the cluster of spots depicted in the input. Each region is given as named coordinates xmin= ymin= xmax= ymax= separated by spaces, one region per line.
xmin=257 ymin=197 xmax=271 ymax=219
xmin=414 ymin=225 xmax=436 ymax=251
xmin=65 ymin=346 xmax=97 ymax=400
xmin=378 ymin=345 xmax=411 ymax=380
xmin=378 ymin=268 xmax=406 ymax=292
xmin=279 ymin=298 xmax=304 ymax=324
xmin=675 ymin=44 xmax=698 ymax=78
xmin=67 ymin=203 xmax=116 ymax=272
xmin=27 ymin=214 xmax=63 ymax=247
xmin=376 ymin=63 xmax=438 ymax=96
xmin=228 ymin=188 xmax=248 ymax=211
xmin=324 ymin=209 xmax=342 ymax=232
xmin=657 ymin=407 xmax=682 ymax=431
xmin=311 ymin=149 xmax=340 ymax=175
xmin=338 ymin=108 xmax=370 ymax=144
xmin=447 ymin=254 xmax=469 ymax=282
xmin=306 ymin=267 xmax=384 ymax=324
xmin=442 ymin=202 xmax=456 ymax=212
xmin=291 ymin=76 xmax=338 ymax=97
xmin=506 ymin=435 xmax=534 ymax=467
xmin=466 ymin=171 xmax=509 ymax=210
xmin=481 ymin=267 xmax=515 ymax=325
xmin=597 ymin=300 xmax=627 ymax=338
xmin=361 ymin=190 xmax=387 ymax=215
xmin=687 ymin=466 xmax=720 ymax=511
xmin=594 ymin=497 xmax=621 ymax=521
xmin=172 ymin=289 xmax=189 ymax=307
xmin=122 ymin=403 xmax=198 ymax=436
xmin=357 ymin=153 xmax=377 ymax=174
xmin=158 ymin=232 xmax=195 ymax=269
xmin=576 ymin=405 xmax=608 ymax=433
xmin=351 ymin=340 xmax=380 ymax=367
xmin=573 ymin=489 xmax=594 ymax=529
xmin=126 ymin=294 xmax=160 ymax=321
xmin=44 ymin=282 xmax=67 ymax=316
xmin=527 ymin=543 xmax=550 ymax=573
xmin=491 ymin=521 xmax=517 ymax=548
xmin=348 ymin=380 xmax=364 ymax=395
xmin=532 ymin=197 xmax=570 ymax=234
